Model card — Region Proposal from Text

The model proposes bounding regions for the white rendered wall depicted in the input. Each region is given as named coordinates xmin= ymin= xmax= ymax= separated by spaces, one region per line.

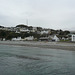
xmin=72 ymin=35 xmax=75 ymax=41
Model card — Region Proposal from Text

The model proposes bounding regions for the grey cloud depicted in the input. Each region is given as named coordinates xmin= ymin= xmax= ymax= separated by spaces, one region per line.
xmin=0 ymin=0 xmax=75 ymax=30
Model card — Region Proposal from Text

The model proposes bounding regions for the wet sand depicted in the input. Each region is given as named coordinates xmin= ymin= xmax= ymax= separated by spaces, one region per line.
xmin=0 ymin=41 xmax=75 ymax=51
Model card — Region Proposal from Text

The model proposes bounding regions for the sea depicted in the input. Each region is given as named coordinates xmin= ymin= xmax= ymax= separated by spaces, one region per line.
xmin=0 ymin=45 xmax=75 ymax=75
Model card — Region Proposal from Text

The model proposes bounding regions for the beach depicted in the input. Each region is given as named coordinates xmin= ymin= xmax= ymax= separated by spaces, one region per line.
xmin=0 ymin=41 xmax=75 ymax=51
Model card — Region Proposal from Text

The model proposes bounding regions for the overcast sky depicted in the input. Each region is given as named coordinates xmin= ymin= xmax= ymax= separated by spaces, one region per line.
xmin=0 ymin=0 xmax=75 ymax=30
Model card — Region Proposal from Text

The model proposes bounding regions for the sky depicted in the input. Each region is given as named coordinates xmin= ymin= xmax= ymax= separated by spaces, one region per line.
xmin=0 ymin=0 xmax=75 ymax=30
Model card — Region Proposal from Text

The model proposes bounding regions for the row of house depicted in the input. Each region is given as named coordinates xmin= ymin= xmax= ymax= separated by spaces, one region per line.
xmin=0 ymin=25 xmax=75 ymax=42
xmin=11 ymin=34 xmax=75 ymax=42
xmin=9 ymin=35 xmax=59 ymax=42
xmin=0 ymin=26 xmax=51 ymax=34
xmin=12 ymin=36 xmax=34 ymax=41
xmin=39 ymin=35 xmax=59 ymax=42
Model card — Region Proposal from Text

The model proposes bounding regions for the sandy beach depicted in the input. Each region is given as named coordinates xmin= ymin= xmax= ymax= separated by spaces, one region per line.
xmin=0 ymin=41 xmax=75 ymax=51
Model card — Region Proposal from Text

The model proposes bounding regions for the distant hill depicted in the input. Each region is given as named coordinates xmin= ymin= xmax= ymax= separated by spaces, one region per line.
xmin=16 ymin=24 xmax=28 ymax=28
xmin=0 ymin=26 xmax=4 ymax=28
xmin=70 ymin=31 xmax=75 ymax=34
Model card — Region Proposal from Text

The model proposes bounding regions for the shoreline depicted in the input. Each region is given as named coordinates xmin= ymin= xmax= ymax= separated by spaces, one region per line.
xmin=0 ymin=41 xmax=75 ymax=51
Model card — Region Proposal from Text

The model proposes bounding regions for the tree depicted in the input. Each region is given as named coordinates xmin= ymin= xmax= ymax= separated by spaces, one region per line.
xmin=6 ymin=32 xmax=14 ymax=40
xmin=37 ymin=27 xmax=42 ymax=31
xmin=63 ymin=31 xmax=70 ymax=35
xmin=28 ymin=26 xmax=33 ymax=30
xmin=0 ymin=30 xmax=6 ymax=40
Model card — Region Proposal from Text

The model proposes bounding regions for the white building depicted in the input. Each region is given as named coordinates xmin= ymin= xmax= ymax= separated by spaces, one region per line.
xmin=32 ymin=27 xmax=37 ymax=32
xmin=23 ymin=36 xmax=34 ymax=41
xmin=52 ymin=35 xmax=59 ymax=42
xmin=71 ymin=34 xmax=75 ymax=42
xmin=41 ymin=30 xmax=49 ymax=34
xmin=20 ymin=28 xmax=30 ymax=32
xmin=3 ymin=38 xmax=5 ymax=41
xmin=12 ymin=37 xmax=21 ymax=41
xmin=39 ymin=37 xmax=49 ymax=41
